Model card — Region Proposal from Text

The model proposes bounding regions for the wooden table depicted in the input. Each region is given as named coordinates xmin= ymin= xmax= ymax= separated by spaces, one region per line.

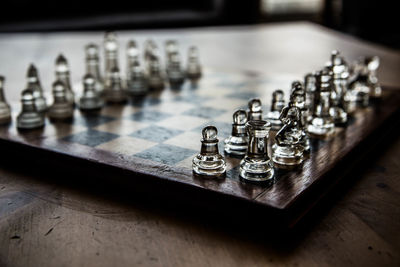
xmin=1 ymin=22 xmax=400 ymax=266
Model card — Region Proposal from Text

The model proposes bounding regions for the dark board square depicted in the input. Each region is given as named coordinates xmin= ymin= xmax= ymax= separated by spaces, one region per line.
xmin=134 ymin=144 xmax=197 ymax=165
xmin=183 ymin=107 xmax=227 ymax=119
xmin=130 ymin=97 xmax=161 ymax=108
xmin=130 ymin=125 xmax=183 ymax=143
xmin=73 ymin=114 xmax=116 ymax=128
xmin=127 ymin=111 xmax=172 ymax=123
xmin=62 ymin=129 xmax=119 ymax=147
xmin=173 ymin=94 xmax=211 ymax=104
xmin=226 ymin=166 xmax=240 ymax=181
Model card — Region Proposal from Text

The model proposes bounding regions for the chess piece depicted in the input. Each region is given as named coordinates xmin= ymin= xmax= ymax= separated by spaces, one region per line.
xmin=104 ymin=67 xmax=128 ymax=103
xmin=307 ymin=69 xmax=335 ymax=138
xmin=79 ymin=74 xmax=104 ymax=111
xmin=127 ymin=64 xmax=148 ymax=96
xmin=166 ymin=53 xmax=185 ymax=88
xmin=327 ymin=51 xmax=348 ymax=125
xmin=144 ymin=39 xmax=158 ymax=63
xmin=26 ymin=64 xmax=47 ymax=113
xmin=224 ymin=109 xmax=249 ymax=156
xmin=17 ymin=89 xmax=45 ymax=130
xmin=127 ymin=40 xmax=140 ymax=68
xmin=0 ymin=76 xmax=12 ymax=124
xmin=193 ymin=126 xmax=226 ymax=177
xmin=186 ymin=46 xmax=202 ymax=82
xmin=304 ymin=73 xmax=317 ymax=122
xmin=365 ymin=56 xmax=382 ymax=99
xmin=247 ymin=98 xmax=263 ymax=121
xmin=272 ymin=105 xmax=304 ymax=167
xmin=147 ymin=57 xmax=165 ymax=91
xmin=104 ymin=31 xmax=119 ymax=84
xmin=239 ymin=120 xmax=274 ymax=183
xmin=55 ymin=54 xmax=75 ymax=105
xmin=85 ymin=43 xmax=103 ymax=95
xmin=265 ymin=90 xmax=285 ymax=129
xmin=48 ymin=80 xmax=74 ymax=121
xmin=165 ymin=40 xmax=178 ymax=61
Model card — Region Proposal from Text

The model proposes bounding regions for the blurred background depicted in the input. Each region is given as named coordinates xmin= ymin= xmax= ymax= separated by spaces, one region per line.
xmin=0 ymin=0 xmax=398 ymax=49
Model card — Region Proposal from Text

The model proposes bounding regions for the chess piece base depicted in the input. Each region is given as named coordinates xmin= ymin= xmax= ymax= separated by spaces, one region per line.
xmin=79 ymin=98 xmax=104 ymax=111
xmin=192 ymin=154 xmax=226 ymax=177
xmin=224 ymin=136 xmax=248 ymax=156
xmin=239 ymin=157 xmax=274 ymax=182
xmin=17 ymin=112 xmax=45 ymax=130
xmin=48 ymin=103 xmax=74 ymax=120
xmin=307 ymin=117 xmax=335 ymax=138
xmin=272 ymin=144 xmax=303 ymax=167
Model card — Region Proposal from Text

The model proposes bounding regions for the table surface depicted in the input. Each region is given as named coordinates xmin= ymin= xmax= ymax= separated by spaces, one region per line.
xmin=1 ymin=22 xmax=400 ymax=267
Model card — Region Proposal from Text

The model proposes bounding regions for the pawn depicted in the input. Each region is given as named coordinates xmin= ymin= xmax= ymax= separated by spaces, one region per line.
xmin=55 ymin=54 xmax=75 ymax=105
xmin=17 ymin=89 xmax=45 ymax=130
xmin=224 ymin=110 xmax=249 ymax=156
xmin=307 ymin=69 xmax=335 ymax=138
xmin=304 ymin=73 xmax=317 ymax=121
xmin=127 ymin=64 xmax=148 ymax=96
xmin=104 ymin=67 xmax=128 ymax=103
xmin=79 ymin=74 xmax=104 ymax=111
xmin=239 ymin=120 xmax=274 ymax=183
xmin=365 ymin=56 xmax=381 ymax=99
xmin=193 ymin=126 xmax=226 ymax=177
xmin=167 ymin=53 xmax=185 ymax=88
xmin=85 ymin=43 xmax=103 ymax=95
xmin=186 ymin=46 xmax=202 ymax=82
xmin=272 ymin=105 xmax=304 ymax=167
xmin=48 ymin=80 xmax=74 ymax=121
xmin=247 ymin=98 xmax=263 ymax=121
xmin=148 ymin=57 xmax=165 ymax=91
xmin=265 ymin=90 xmax=285 ymax=129
xmin=26 ymin=64 xmax=47 ymax=113
xmin=104 ymin=31 xmax=119 ymax=78
xmin=0 ymin=76 xmax=12 ymax=125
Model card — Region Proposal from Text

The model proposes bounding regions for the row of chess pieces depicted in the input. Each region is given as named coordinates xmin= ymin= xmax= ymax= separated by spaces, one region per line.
xmin=0 ymin=31 xmax=202 ymax=129
xmin=192 ymin=50 xmax=382 ymax=183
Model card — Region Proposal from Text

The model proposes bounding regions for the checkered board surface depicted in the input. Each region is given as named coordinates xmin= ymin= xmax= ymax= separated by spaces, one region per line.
xmin=1 ymin=69 xmax=397 ymax=210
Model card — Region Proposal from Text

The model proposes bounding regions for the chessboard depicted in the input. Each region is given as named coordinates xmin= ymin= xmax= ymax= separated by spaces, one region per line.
xmin=1 ymin=68 xmax=399 ymax=226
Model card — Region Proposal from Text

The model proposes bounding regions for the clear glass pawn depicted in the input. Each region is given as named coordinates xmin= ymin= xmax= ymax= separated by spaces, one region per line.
xmin=148 ymin=57 xmax=165 ymax=91
xmin=167 ymin=53 xmax=185 ymax=88
xmin=247 ymin=98 xmax=263 ymax=121
xmin=0 ymin=76 xmax=12 ymax=125
xmin=55 ymin=54 xmax=75 ymax=105
xmin=48 ymin=80 xmax=74 ymax=121
xmin=85 ymin=43 xmax=103 ymax=95
xmin=186 ymin=46 xmax=202 ymax=82
xmin=304 ymin=73 xmax=317 ymax=122
xmin=193 ymin=126 xmax=226 ymax=177
xmin=79 ymin=74 xmax=104 ymax=111
xmin=266 ymin=90 xmax=285 ymax=129
xmin=104 ymin=31 xmax=119 ymax=83
xmin=26 ymin=64 xmax=47 ymax=113
xmin=239 ymin=120 xmax=274 ymax=183
xmin=17 ymin=89 xmax=45 ymax=130
xmin=104 ymin=67 xmax=128 ymax=103
xmin=224 ymin=109 xmax=249 ymax=156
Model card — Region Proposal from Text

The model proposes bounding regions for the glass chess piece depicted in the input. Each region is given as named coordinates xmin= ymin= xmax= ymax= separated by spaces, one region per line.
xmin=365 ymin=56 xmax=382 ymax=99
xmin=144 ymin=39 xmax=158 ymax=68
xmin=148 ymin=57 xmax=165 ymax=91
xmin=48 ymin=80 xmax=74 ymax=121
xmin=127 ymin=64 xmax=148 ymax=96
xmin=104 ymin=31 xmax=119 ymax=84
xmin=0 ymin=76 xmax=12 ymax=125
xmin=85 ymin=43 xmax=104 ymax=95
xmin=26 ymin=64 xmax=47 ymax=113
xmin=79 ymin=74 xmax=104 ymax=111
xmin=55 ymin=54 xmax=75 ymax=105
xmin=239 ymin=120 xmax=274 ymax=183
xmin=104 ymin=67 xmax=128 ymax=103
xmin=186 ymin=46 xmax=202 ymax=83
xmin=247 ymin=98 xmax=263 ymax=121
xmin=272 ymin=105 xmax=304 ymax=167
xmin=265 ymin=90 xmax=285 ymax=130
xmin=307 ymin=69 xmax=335 ymax=138
xmin=17 ymin=89 xmax=45 ymax=130
xmin=166 ymin=53 xmax=185 ymax=88
xmin=304 ymin=72 xmax=317 ymax=122
xmin=327 ymin=50 xmax=348 ymax=125
xmin=192 ymin=126 xmax=226 ymax=177
xmin=224 ymin=109 xmax=249 ymax=157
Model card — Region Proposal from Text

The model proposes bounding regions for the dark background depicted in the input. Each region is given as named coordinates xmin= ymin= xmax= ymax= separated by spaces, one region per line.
xmin=0 ymin=0 xmax=399 ymax=49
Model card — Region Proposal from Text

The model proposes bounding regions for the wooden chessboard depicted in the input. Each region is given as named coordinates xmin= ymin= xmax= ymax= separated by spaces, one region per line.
xmin=1 ymin=69 xmax=399 ymax=226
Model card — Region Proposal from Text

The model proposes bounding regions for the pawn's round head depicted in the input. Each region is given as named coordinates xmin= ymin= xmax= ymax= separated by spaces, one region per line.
xmin=55 ymin=54 xmax=69 ymax=73
xmin=233 ymin=109 xmax=247 ymax=125
xmin=248 ymin=98 xmax=262 ymax=112
xmin=21 ymin=89 xmax=35 ymax=101
xmin=85 ymin=44 xmax=99 ymax=57
xmin=104 ymin=32 xmax=118 ymax=51
xmin=0 ymin=75 xmax=4 ymax=88
xmin=202 ymin=126 xmax=218 ymax=141
xmin=52 ymin=80 xmax=66 ymax=93
xmin=27 ymin=64 xmax=38 ymax=78
xmin=272 ymin=90 xmax=284 ymax=101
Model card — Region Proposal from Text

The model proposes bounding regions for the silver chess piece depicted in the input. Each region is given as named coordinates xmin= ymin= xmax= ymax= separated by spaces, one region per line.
xmin=26 ymin=64 xmax=47 ymax=113
xmin=55 ymin=54 xmax=75 ymax=105
xmin=265 ymin=90 xmax=285 ymax=130
xmin=0 ymin=76 xmax=12 ymax=125
xmin=186 ymin=46 xmax=202 ymax=82
xmin=85 ymin=43 xmax=103 ymax=95
xmin=239 ymin=120 xmax=274 ymax=183
xmin=165 ymin=40 xmax=178 ymax=62
xmin=307 ymin=69 xmax=335 ymax=138
xmin=79 ymin=74 xmax=104 ymax=111
xmin=327 ymin=51 xmax=348 ymax=125
xmin=247 ymin=98 xmax=263 ymax=121
xmin=127 ymin=41 xmax=148 ymax=96
xmin=17 ymin=89 xmax=45 ymax=130
xmin=290 ymin=82 xmax=310 ymax=153
xmin=48 ymin=80 xmax=74 ymax=121
xmin=148 ymin=57 xmax=165 ymax=91
xmin=193 ymin=126 xmax=226 ymax=178
xmin=304 ymin=73 xmax=317 ymax=122
xmin=144 ymin=39 xmax=158 ymax=63
xmin=166 ymin=53 xmax=185 ymax=88
xmin=104 ymin=67 xmax=128 ymax=103
xmin=224 ymin=109 xmax=249 ymax=156
xmin=104 ymin=31 xmax=119 ymax=84
xmin=272 ymin=104 xmax=304 ymax=167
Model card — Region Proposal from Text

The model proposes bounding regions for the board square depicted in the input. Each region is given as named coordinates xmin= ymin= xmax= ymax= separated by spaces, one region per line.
xmin=130 ymin=125 xmax=183 ymax=143
xmin=164 ymin=131 xmax=201 ymax=151
xmin=93 ymin=119 xmax=150 ymax=135
xmin=134 ymin=143 xmax=197 ymax=165
xmin=145 ymin=101 xmax=196 ymax=114
xmin=96 ymin=136 xmax=157 ymax=155
xmin=62 ymin=129 xmax=120 ymax=147
xmin=183 ymin=107 xmax=227 ymax=119
xmin=155 ymin=115 xmax=209 ymax=131
xmin=127 ymin=110 xmax=173 ymax=123
xmin=72 ymin=114 xmax=116 ymax=128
